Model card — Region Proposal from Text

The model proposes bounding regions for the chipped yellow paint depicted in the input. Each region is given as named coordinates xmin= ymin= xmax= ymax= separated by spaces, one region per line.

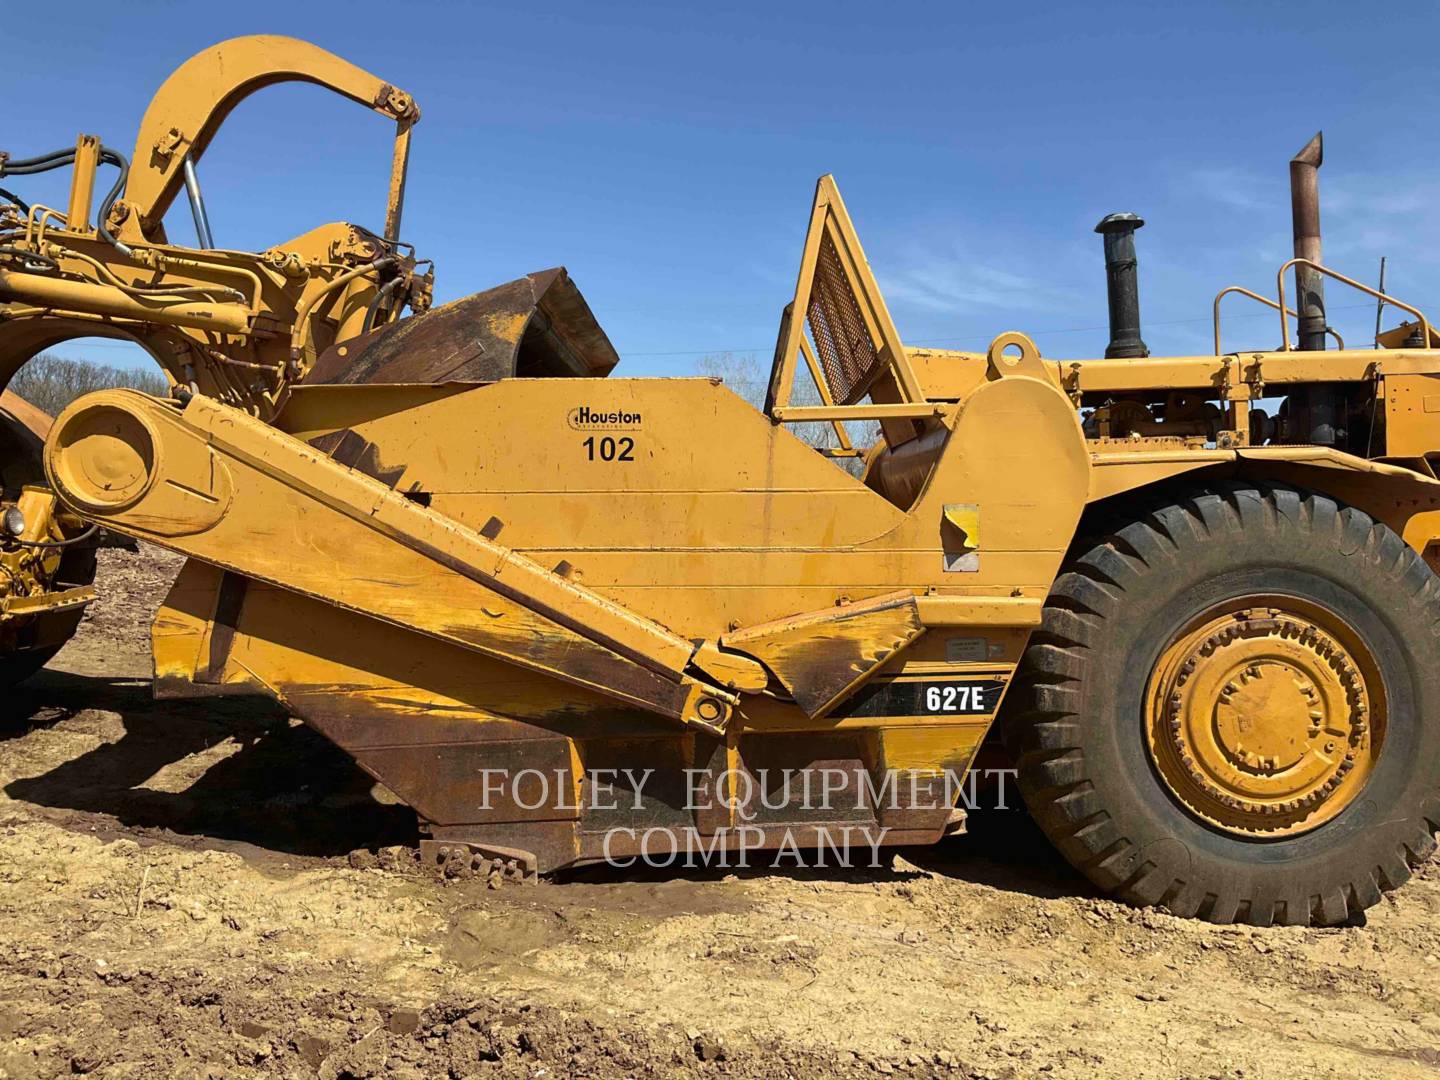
xmin=483 ymin=309 xmax=530 ymax=343
xmin=880 ymin=726 xmax=986 ymax=775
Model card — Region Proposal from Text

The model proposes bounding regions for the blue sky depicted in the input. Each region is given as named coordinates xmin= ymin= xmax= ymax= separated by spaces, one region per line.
xmin=11 ymin=0 xmax=1440 ymax=375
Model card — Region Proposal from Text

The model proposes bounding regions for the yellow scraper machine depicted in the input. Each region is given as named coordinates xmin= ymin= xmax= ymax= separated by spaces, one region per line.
xmin=10 ymin=37 xmax=1440 ymax=926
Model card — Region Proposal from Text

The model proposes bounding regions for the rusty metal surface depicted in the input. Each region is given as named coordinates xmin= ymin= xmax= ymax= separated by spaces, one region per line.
xmin=0 ymin=390 xmax=52 ymax=444
xmin=1290 ymin=132 xmax=1326 ymax=351
xmin=309 ymin=268 xmax=619 ymax=385
xmin=308 ymin=429 xmax=408 ymax=488
xmin=147 ymin=553 xmax=968 ymax=874
xmin=418 ymin=840 xmax=538 ymax=882
xmin=286 ymin=696 xmax=579 ymax=828
xmin=197 ymin=571 xmax=247 ymax=685
xmin=722 ymin=591 xmax=926 ymax=718
xmin=0 ymin=390 xmax=50 ymax=491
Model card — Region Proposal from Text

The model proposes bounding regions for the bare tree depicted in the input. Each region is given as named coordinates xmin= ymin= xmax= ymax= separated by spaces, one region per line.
xmin=697 ymin=352 xmax=767 ymax=406
xmin=7 ymin=354 xmax=168 ymax=417
xmin=697 ymin=352 xmax=878 ymax=470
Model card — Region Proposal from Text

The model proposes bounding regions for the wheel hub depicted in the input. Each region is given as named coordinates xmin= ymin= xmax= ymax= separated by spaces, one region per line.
xmin=1147 ymin=604 xmax=1381 ymax=837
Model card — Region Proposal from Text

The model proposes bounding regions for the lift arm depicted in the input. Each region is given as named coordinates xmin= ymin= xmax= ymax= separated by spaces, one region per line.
xmin=43 ymin=390 xmax=735 ymax=734
xmin=121 ymin=35 xmax=419 ymax=244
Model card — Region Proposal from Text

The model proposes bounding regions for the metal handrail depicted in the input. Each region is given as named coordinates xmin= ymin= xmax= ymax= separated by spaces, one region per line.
xmin=1275 ymin=258 xmax=1431 ymax=351
xmin=1213 ymin=285 xmax=1343 ymax=356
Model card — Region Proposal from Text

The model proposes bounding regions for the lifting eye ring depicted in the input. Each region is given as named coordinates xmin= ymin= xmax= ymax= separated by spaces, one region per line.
xmin=986 ymin=331 xmax=1044 ymax=379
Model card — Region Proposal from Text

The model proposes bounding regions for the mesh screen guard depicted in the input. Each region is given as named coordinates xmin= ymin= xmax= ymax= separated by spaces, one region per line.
xmin=806 ymin=231 xmax=884 ymax=406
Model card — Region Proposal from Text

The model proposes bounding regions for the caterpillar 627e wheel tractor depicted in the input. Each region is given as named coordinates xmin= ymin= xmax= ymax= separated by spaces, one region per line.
xmin=7 ymin=37 xmax=1440 ymax=927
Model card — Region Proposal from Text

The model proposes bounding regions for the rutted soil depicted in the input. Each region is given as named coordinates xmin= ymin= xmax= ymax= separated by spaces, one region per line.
xmin=1 ymin=545 xmax=1438 ymax=1078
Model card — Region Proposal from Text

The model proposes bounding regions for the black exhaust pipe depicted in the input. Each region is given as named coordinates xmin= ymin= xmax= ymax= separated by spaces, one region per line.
xmin=1095 ymin=212 xmax=1149 ymax=358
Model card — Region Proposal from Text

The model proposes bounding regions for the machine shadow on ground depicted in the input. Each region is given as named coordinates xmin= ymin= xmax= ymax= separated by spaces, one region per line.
xmin=562 ymin=772 xmax=1090 ymax=901
xmin=906 ymin=807 xmax=1096 ymax=902
xmin=4 ymin=668 xmax=416 ymax=859
xmin=6 ymin=669 xmax=1088 ymax=903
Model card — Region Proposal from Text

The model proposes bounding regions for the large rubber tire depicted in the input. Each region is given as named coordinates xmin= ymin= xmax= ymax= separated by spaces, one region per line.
xmin=1004 ymin=483 xmax=1440 ymax=926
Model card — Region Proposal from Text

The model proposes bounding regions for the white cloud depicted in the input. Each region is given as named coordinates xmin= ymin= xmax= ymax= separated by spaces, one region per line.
xmin=1180 ymin=166 xmax=1281 ymax=214
xmin=879 ymin=245 xmax=1083 ymax=318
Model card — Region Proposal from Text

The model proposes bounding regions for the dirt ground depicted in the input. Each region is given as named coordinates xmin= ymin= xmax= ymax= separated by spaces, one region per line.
xmin=2 ymin=546 xmax=1439 ymax=1079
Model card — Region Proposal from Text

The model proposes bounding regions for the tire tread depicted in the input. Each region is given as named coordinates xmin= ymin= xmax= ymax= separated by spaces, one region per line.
xmin=1004 ymin=482 xmax=1440 ymax=926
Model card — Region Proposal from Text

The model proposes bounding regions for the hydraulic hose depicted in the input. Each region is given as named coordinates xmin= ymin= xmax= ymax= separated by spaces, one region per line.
xmin=361 ymin=273 xmax=405 ymax=335
xmin=1 ymin=145 xmax=133 ymax=257
xmin=0 ymin=148 xmax=78 ymax=173
xmin=290 ymin=256 xmax=396 ymax=366
xmin=0 ymin=246 xmax=58 ymax=273
xmin=58 ymin=245 xmax=243 ymax=302
xmin=5 ymin=524 xmax=100 ymax=549
xmin=95 ymin=146 xmax=132 ymax=257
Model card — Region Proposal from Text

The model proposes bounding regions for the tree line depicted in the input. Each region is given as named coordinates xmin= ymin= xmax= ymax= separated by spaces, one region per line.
xmin=7 ymin=354 xmax=168 ymax=417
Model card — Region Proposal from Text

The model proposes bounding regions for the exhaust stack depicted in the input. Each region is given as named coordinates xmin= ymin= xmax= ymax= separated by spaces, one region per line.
xmin=1290 ymin=132 xmax=1326 ymax=350
xmin=1286 ymin=131 xmax=1340 ymax=444
xmin=1095 ymin=212 xmax=1149 ymax=359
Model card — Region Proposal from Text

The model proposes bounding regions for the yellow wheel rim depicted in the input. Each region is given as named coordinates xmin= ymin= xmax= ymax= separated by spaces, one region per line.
xmin=1145 ymin=599 xmax=1385 ymax=838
